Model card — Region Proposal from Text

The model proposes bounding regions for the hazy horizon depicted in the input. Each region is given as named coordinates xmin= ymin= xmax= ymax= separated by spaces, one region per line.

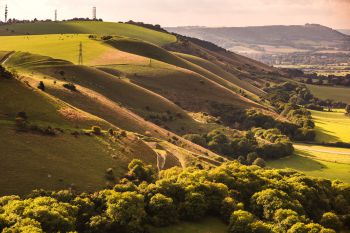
xmin=0 ymin=0 xmax=349 ymax=29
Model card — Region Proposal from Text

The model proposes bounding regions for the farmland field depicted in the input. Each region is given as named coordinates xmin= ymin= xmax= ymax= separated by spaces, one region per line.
xmin=307 ymin=84 xmax=350 ymax=104
xmin=268 ymin=146 xmax=350 ymax=183
xmin=310 ymin=109 xmax=350 ymax=143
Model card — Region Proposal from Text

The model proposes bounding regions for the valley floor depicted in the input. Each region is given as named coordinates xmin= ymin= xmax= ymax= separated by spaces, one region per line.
xmin=268 ymin=145 xmax=350 ymax=183
xmin=311 ymin=109 xmax=350 ymax=143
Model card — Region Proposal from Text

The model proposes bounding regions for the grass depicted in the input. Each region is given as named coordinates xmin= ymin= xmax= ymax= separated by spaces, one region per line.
xmin=268 ymin=154 xmax=350 ymax=183
xmin=310 ymin=109 xmax=350 ymax=143
xmin=0 ymin=77 xmax=106 ymax=129
xmin=0 ymin=34 xmax=132 ymax=65
xmin=175 ymin=52 xmax=264 ymax=99
xmin=0 ymin=21 xmax=176 ymax=46
xmin=100 ymin=61 xmax=258 ymax=112
xmin=0 ymin=77 xmax=159 ymax=195
xmin=104 ymin=38 xmax=264 ymax=107
xmin=306 ymin=84 xmax=350 ymax=104
xmin=0 ymin=124 xmax=158 ymax=196
xmin=150 ymin=217 xmax=227 ymax=233
xmin=294 ymin=144 xmax=350 ymax=164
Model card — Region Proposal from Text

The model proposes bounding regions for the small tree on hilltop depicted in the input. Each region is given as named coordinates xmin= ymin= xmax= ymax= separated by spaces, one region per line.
xmin=91 ymin=126 xmax=102 ymax=135
xmin=37 ymin=81 xmax=45 ymax=91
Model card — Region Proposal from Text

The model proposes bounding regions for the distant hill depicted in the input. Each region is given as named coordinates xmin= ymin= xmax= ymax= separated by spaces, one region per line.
xmin=166 ymin=24 xmax=350 ymax=54
xmin=339 ymin=29 xmax=350 ymax=36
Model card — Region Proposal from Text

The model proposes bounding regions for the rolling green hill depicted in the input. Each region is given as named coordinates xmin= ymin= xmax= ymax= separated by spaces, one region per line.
xmin=104 ymin=37 xmax=264 ymax=104
xmin=0 ymin=77 xmax=160 ymax=195
xmin=4 ymin=20 xmax=340 ymax=198
xmin=0 ymin=21 xmax=176 ymax=46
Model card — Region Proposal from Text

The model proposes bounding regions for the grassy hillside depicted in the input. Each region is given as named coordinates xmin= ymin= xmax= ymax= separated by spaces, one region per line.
xmin=104 ymin=38 xmax=263 ymax=106
xmin=0 ymin=21 xmax=176 ymax=46
xmin=0 ymin=76 xmax=107 ymax=129
xmin=100 ymin=62 xmax=259 ymax=114
xmin=0 ymin=77 xmax=160 ymax=195
xmin=0 ymin=125 xmax=158 ymax=196
xmin=311 ymin=109 xmax=350 ymax=143
xmin=306 ymin=84 xmax=350 ymax=104
xmin=174 ymin=52 xmax=265 ymax=98
xmin=0 ymin=34 xmax=150 ymax=66
xmin=7 ymin=53 xmax=209 ymax=134
xmin=3 ymin=51 xmax=226 ymax=163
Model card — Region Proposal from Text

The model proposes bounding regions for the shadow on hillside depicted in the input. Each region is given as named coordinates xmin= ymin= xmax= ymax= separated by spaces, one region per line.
xmin=269 ymin=153 xmax=327 ymax=172
xmin=314 ymin=125 xmax=341 ymax=143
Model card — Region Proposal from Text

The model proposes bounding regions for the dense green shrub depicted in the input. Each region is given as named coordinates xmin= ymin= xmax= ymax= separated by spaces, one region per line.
xmin=252 ymin=158 xmax=266 ymax=168
xmin=147 ymin=193 xmax=177 ymax=226
xmin=91 ymin=126 xmax=102 ymax=135
xmin=183 ymin=134 xmax=207 ymax=147
xmin=0 ymin=160 xmax=349 ymax=232
xmin=320 ymin=212 xmax=342 ymax=231
xmin=63 ymin=82 xmax=77 ymax=91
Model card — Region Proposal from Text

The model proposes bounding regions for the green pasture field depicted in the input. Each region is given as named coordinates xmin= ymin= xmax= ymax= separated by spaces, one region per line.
xmin=310 ymin=109 xmax=350 ymax=143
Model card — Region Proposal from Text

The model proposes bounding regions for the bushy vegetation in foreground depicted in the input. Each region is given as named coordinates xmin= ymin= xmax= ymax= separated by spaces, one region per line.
xmin=1 ymin=160 xmax=349 ymax=233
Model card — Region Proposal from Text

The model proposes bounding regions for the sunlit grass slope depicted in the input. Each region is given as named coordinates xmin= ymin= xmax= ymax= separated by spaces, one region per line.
xmin=307 ymin=84 xmax=350 ymax=104
xmin=0 ymin=34 xmax=149 ymax=66
xmin=310 ymin=109 xmax=350 ymax=143
xmin=294 ymin=144 xmax=350 ymax=164
xmin=0 ymin=21 xmax=176 ymax=46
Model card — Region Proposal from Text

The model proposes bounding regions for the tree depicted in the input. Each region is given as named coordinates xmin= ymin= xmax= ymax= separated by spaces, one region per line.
xmin=251 ymin=189 xmax=303 ymax=220
xmin=253 ymin=158 xmax=266 ymax=168
xmin=37 ymin=81 xmax=45 ymax=91
xmin=320 ymin=212 xmax=342 ymax=231
xmin=105 ymin=191 xmax=146 ymax=232
xmin=127 ymin=159 xmax=156 ymax=183
xmin=228 ymin=210 xmax=255 ymax=233
xmin=180 ymin=192 xmax=207 ymax=221
xmin=147 ymin=193 xmax=177 ymax=226
xmin=91 ymin=126 xmax=102 ymax=135
xmin=220 ymin=197 xmax=237 ymax=222
xmin=246 ymin=152 xmax=258 ymax=165
xmin=183 ymin=134 xmax=207 ymax=147
xmin=273 ymin=209 xmax=304 ymax=232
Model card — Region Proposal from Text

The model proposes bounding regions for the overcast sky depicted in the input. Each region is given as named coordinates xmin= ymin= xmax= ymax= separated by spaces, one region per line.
xmin=0 ymin=0 xmax=349 ymax=29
